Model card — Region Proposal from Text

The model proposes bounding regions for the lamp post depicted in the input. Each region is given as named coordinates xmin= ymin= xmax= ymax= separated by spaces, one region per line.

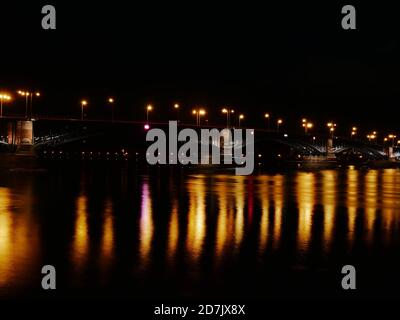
xmin=18 ymin=91 xmax=40 ymax=119
xmin=351 ymin=127 xmax=357 ymax=139
xmin=222 ymin=108 xmax=234 ymax=127
xmin=367 ymin=133 xmax=376 ymax=143
xmin=327 ymin=122 xmax=336 ymax=138
xmin=222 ymin=108 xmax=229 ymax=127
xmin=0 ymin=93 xmax=11 ymax=118
xmin=30 ymin=92 xmax=40 ymax=119
xmin=238 ymin=114 xmax=244 ymax=127
xmin=193 ymin=108 xmax=206 ymax=126
xmin=302 ymin=118 xmax=313 ymax=134
xmin=388 ymin=134 xmax=397 ymax=148
xmin=108 ymin=98 xmax=115 ymax=122
xmin=174 ymin=103 xmax=180 ymax=122
xmin=305 ymin=122 xmax=313 ymax=134
xmin=199 ymin=109 xmax=206 ymax=126
xmin=81 ymin=100 xmax=88 ymax=120
xmin=18 ymin=91 xmax=29 ymax=118
xmin=264 ymin=113 xmax=270 ymax=130
xmin=146 ymin=104 xmax=153 ymax=122
xmin=277 ymin=119 xmax=283 ymax=132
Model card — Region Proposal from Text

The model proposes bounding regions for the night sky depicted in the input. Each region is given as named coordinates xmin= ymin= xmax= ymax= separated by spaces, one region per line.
xmin=1 ymin=2 xmax=400 ymax=133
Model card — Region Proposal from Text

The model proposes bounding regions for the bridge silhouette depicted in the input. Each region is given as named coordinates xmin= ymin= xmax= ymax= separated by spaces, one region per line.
xmin=0 ymin=115 xmax=398 ymax=163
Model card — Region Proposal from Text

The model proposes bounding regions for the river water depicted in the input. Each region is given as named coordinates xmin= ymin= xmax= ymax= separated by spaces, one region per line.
xmin=1 ymin=165 xmax=400 ymax=300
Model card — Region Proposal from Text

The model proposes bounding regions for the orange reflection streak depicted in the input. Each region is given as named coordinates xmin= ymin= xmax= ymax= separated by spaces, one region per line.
xmin=0 ymin=188 xmax=12 ymax=286
xmin=364 ymin=170 xmax=378 ymax=244
xmin=381 ymin=169 xmax=400 ymax=245
xmin=72 ymin=195 xmax=89 ymax=270
xmin=214 ymin=180 xmax=235 ymax=264
xmin=139 ymin=181 xmax=153 ymax=267
xmin=322 ymin=170 xmax=336 ymax=253
xmin=215 ymin=182 xmax=228 ymax=259
xmin=347 ymin=168 xmax=358 ymax=248
xmin=186 ymin=176 xmax=206 ymax=263
xmin=0 ymin=187 xmax=40 ymax=287
xmin=296 ymin=172 xmax=315 ymax=253
xmin=234 ymin=176 xmax=245 ymax=251
xmin=272 ymin=175 xmax=284 ymax=250
xmin=100 ymin=198 xmax=114 ymax=269
xmin=258 ymin=176 xmax=270 ymax=254
xmin=167 ymin=200 xmax=179 ymax=264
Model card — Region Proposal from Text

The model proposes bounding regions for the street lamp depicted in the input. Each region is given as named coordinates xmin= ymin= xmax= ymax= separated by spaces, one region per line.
xmin=327 ymin=122 xmax=336 ymax=137
xmin=351 ymin=127 xmax=357 ymax=139
xmin=238 ymin=114 xmax=244 ymax=127
xmin=302 ymin=118 xmax=313 ymax=134
xmin=18 ymin=90 xmax=40 ymax=119
xmin=222 ymin=108 xmax=229 ymax=127
xmin=146 ymin=104 xmax=153 ymax=122
xmin=18 ymin=91 xmax=29 ymax=118
xmin=193 ymin=108 xmax=206 ymax=126
xmin=305 ymin=122 xmax=313 ymax=134
xmin=81 ymin=100 xmax=88 ymax=120
xmin=264 ymin=113 xmax=270 ymax=130
xmin=108 ymin=98 xmax=115 ymax=122
xmin=0 ymin=93 xmax=11 ymax=118
xmin=199 ymin=109 xmax=206 ymax=126
xmin=388 ymin=134 xmax=397 ymax=147
xmin=222 ymin=108 xmax=234 ymax=127
xmin=277 ymin=119 xmax=283 ymax=132
xmin=367 ymin=133 xmax=376 ymax=143
xmin=174 ymin=103 xmax=180 ymax=122
xmin=31 ymin=92 xmax=40 ymax=118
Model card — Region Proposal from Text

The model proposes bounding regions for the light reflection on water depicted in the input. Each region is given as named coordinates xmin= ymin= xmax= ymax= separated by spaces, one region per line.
xmin=72 ymin=195 xmax=89 ymax=270
xmin=186 ymin=176 xmax=206 ymax=264
xmin=296 ymin=172 xmax=315 ymax=253
xmin=139 ymin=180 xmax=153 ymax=268
xmin=347 ymin=168 xmax=358 ymax=248
xmin=1 ymin=168 xmax=400 ymax=297
xmin=0 ymin=184 xmax=40 ymax=290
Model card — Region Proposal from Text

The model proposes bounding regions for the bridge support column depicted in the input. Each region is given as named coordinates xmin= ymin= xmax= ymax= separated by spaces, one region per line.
xmin=388 ymin=147 xmax=395 ymax=160
xmin=6 ymin=120 xmax=35 ymax=155
xmin=326 ymin=138 xmax=336 ymax=160
xmin=7 ymin=120 xmax=34 ymax=145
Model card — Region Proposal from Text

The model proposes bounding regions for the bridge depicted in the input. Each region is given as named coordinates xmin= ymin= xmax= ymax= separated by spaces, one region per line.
xmin=0 ymin=116 xmax=398 ymax=164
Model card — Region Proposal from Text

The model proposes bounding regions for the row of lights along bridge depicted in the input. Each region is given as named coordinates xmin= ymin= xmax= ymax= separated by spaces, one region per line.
xmin=0 ymin=92 xmax=398 ymax=146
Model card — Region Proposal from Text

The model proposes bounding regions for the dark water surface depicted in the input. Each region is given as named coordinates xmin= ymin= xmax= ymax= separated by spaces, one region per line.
xmin=1 ymin=165 xmax=400 ymax=301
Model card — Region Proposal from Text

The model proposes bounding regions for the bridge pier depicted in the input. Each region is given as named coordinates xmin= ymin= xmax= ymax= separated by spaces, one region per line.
xmin=387 ymin=147 xmax=396 ymax=160
xmin=5 ymin=120 xmax=34 ymax=154
xmin=326 ymin=138 xmax=336 ymax=160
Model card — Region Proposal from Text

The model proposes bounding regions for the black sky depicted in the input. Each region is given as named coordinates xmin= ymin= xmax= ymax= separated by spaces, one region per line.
xmin=1 ymin=2 xmax=400 ymax=133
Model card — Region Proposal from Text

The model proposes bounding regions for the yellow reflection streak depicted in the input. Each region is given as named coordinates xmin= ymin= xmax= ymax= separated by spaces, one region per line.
xmin=100 ymin=198 xmax=114 ymax=268
xmin=258 ymin=176 xmax=270 ymax=254
xmin=234 ymin=176 xmax=245 ymax=251
xmin=365 ymin=170 xmax=378 ymax=244
xmin=72 ymin=195 xmax=89 ymax=269
xmin=347 ymin=168 xmax=358 ymax=248
xmin=0 ymin=187 xmax=39 ymax=287
xmin=0 ymin=188 xmax=12 ymax=285
xmin=167 ymin=200 xmax=179 ymax=264
xmin=272 ymin=175 xmax=284 ymax=250
xmin=215 ymin=182 xmax=228 ymax=259
xmin=381 ymin=169 xmax=399 ymax=245
xmin=296 ymin=172 xmax=315 ymax=253
xmin=186 ymin=176 xmax=206 ymax=263
xmin=139 ymin=181 xmax=153 ymax=267
xmin=322 ymin=170 xmax=336 ymax=253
